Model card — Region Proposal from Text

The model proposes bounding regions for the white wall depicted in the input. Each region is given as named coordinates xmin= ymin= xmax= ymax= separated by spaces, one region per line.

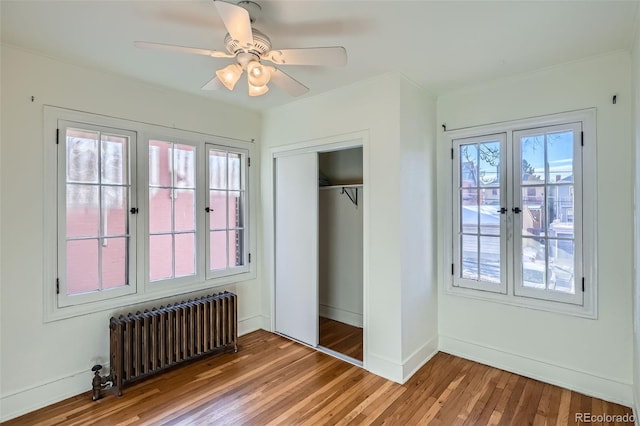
xmin=319 ymin=187 xmax=364 ymax=327
xmin=632 ymin=7 xmax=640 ymax=417
xmin=399 ymin=78 xmax=439 ymax=378
xmin=0 ymin=45 xmax=263 ymax=421
xmin=261 ymin=73 xmax=438 ymax=382
xmin=437 ymin=52 xmax=634 ymax=405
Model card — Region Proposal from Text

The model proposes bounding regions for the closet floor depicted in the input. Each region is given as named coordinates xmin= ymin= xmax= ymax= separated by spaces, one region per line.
xmin=319 ymin=317 xmax=363 ymax=361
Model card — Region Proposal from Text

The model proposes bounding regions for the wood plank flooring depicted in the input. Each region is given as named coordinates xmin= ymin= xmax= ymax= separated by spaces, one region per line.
xmin=319 ymin=317 xmax=363 ymax=362
xmin=4 ymin=330 xmax=633 ymax=425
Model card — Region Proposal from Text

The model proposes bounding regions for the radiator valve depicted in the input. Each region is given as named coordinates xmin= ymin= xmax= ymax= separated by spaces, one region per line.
xmin=91 ymin=364 xmax=113 ymax=401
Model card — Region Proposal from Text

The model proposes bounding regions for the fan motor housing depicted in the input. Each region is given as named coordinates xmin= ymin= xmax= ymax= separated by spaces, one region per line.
xmin=224 ymin=28 xmax=271 ymax=56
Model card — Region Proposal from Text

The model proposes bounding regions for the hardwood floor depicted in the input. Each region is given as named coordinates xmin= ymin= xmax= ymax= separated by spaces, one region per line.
xmin=319 ymin=317 xmax=363 ymax=362
xmin=4 ymin=330 xmax=633 ymax=425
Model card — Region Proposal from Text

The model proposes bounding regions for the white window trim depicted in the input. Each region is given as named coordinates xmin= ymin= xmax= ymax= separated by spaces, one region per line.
xmin=43 ymin=106 xmax=257 ymax=322
xmin=443 ymin=109 xmax=598 ymax=319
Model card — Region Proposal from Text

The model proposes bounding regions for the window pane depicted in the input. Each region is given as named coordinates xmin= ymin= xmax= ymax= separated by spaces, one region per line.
xmin=461 ymin=234 xmax=478 ymax=280
xmin=149 ymin=188 xmax=172 ymax=234
xmin=67 ymin=239 xmax=99 ymax=294
xmin=522 ymin=238 xmax=547 ymax=289
xmin=547 ymin=185 xmax=574 ymax=235
xmin=522 ymin=187 xmax=545 ymax=237
xmin=210 ymin=231 xmax=227 ymax=270
xmin=479 ymin=141 xmax=500 ymax=187
xmin=101 ymin=135 xmax=127 ymax=185
xmin=229 ymin=230 xmax=244 ymax=267
xmin=550 ymin=239 xmax=575 ymax=294
xmin=229 ymin=152 xmax=242 ymax=190
xmin=66 ymin=184 xmax=99 ymax=238
xmin=174 ymin=144 xmax=195 ymax=188
xmin=480 ymin=236 xmax=500 ymax=283
xmin=150 ymin=234 xmax=173 ymax=281
xmin=102 ymin=186 xmax=127 ymax=236
xmin=546 ymin=131 xmax=574 ymax=183
xmin=229 ymin=191 xmax=244 ymax=228
xmin=461 ymin=189 xmax=478 ymax=230
xmin=480 ymin=190 xmax=500 ymax=236
xmin=102 ymin=237 xmax=127 ymax=289
xmin=175 ymin=233 xmax=195 ymax=277
xmin=209 ymin=190 xmax=227 ymax=230
xmin=149 ymin=140 xmax=172 ymax=187
xmin=174 ymin=189 xmax=195 ymax=232
xmin=209 ymin=150 xmax=227 ymax=190
xmin=460 ymin=144 xmax=478 ymax=187
xmin=521 ymin=135 xmax=545 ymax=184
xmin=67 ymin=130 xmax=99 ymax=183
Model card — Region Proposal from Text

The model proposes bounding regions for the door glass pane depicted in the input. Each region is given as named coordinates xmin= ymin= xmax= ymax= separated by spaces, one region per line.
xmin=150 ymin=234 xmax=173 ymax=281
xmin=209 ymin=150 xmax=227 ymax=190
xmin=229 ymin=152 xmax=242 ymax=190
xmin=149 ymin=188 xmax=172 ymax=234
xmin=547 ymin=185 xmax=574 ymax=235
xmin=478 ymin=141 xmax=500 ymax=186
xmin=175 ymin=233 xmax=195 ymax=277
xmin=546 ymin=131 xmax=574 ymax=183
xmin=174 ymin=145 xmax=195 ymax=188
xmin=102 ymin=237 xmax=127 ymax=289
xmin=228 ymin=230 xmax=244 ymax=267
xmin=67 ymin=129 xmax=99 ymax=183
xmin=209 ymin=190 xmax=227 ymax=230
xmin=522 ymin=237 xmax=546 ymax=289
xmin=66 ymin=184 xmax=99 ymax=238
xmin=149 ymin=140 xmax=172 ymax=187
xmin=67 ymin=239 xmax=99 ymax=294
xmin=228 ymin=191 xmax=243 ymax=228
xmin=480 ymin=189 xmax=500 ymax=236
xmin=461 ymin=189 xmax=478 ymax=229
xmin=174 ymin=189 xmax=195 ymax=232
xmin=521 ymin=187 xmax=545 ymax=237
xmin=102 ymin=186 xmax=127 ymax=236
xmin=459 ymin=144 xmax=478 ymax=186
xmin=521 ymin=135 xmax=545 ymax=184
xmin=461 ymin=234 xmax=478 ymax=280
xmin=480 ymin=236 xmax=500 ymax=283
xmin=101 ymin=135 xmax=127 ymax=185
xmin=549 ymin=239 xmax=575 ymax=294
xmin=210 ymin=231 xmax=227 ymax=270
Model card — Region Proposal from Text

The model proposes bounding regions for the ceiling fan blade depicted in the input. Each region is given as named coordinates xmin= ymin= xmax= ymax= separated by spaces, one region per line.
xmin=213 ymin=0 xmax=253 ymax=48
xmin=262 ymin=47 xmax=347 ymax=67
xmin=268 ymin=67 xmax=309 ymax=97
xmin=134 ymin=41 xmax=233 ymax=58
xmin=201 ymin=76 xmax=224 ymax=91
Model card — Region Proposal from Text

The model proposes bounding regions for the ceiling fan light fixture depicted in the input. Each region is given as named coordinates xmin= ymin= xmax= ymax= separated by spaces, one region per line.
xmin=248 ymin=82 xmax=269 ymax=97
xmin=215 ymin=63 xmax=243 ymax=90
xmin=246 ymin=60 xmax=270 ymax=87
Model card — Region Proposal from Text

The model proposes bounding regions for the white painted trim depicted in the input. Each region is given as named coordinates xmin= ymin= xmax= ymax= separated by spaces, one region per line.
xmin=402 ymin=336 xmax=439 ymax=383
xmin=319 ymin=304 xmax=363 ymax=328
xmin=0 ymin=316 xmax=262 ymax=422
xmin=366 ymin=351 xmax=403 ymax=384
xmin=439 ymin=334 xmax=633 ymax=407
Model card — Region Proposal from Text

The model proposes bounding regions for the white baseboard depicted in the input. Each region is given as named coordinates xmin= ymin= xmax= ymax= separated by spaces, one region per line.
xmin=402 ymin=336 xmax=439 ymax=383
xmin=0 ymin=315 xmax=263 ymax=422
xmin=319 ymin=304 xmax=363 ymax=328
xmin=439 ymin=335 xmax=633 ymax=407
xmin=366 ymin=352 xmax=403 ymax=384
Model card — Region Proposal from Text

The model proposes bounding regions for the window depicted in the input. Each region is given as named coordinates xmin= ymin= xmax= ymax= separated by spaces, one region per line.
xmin=45 ymin=107 xmax=255 ymax=320
xmin=448 ymin=110 xmax=596 ymax=317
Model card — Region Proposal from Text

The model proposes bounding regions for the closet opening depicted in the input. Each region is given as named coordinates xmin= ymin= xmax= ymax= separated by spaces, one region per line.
xmin=318 ymin=147 xmax=363 ymax=364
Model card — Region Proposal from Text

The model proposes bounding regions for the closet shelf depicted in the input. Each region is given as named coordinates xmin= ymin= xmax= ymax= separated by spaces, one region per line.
xmin=318 ymin=184 xmax=363 ymax=190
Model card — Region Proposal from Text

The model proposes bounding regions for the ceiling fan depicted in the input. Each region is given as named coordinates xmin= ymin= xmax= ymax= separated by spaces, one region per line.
xmin=135 ymin=0 xmax=348 ymax=97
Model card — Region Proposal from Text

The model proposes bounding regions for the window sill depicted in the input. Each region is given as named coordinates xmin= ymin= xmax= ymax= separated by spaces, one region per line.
xmin=444 ymin=282 xmax=597 ymax=319
xmin=44 ymin=270 xmax=256 ymax=322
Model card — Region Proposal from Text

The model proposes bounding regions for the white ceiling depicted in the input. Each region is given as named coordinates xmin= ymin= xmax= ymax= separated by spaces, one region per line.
xmin=2 ymin=0 xmax=639 ymax=111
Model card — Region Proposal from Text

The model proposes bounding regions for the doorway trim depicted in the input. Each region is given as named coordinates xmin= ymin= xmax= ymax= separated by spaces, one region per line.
xmin=270 ymin=130 xmax=370 ymax=369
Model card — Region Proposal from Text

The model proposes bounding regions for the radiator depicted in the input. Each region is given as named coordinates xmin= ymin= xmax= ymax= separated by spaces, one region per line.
xmin=106 ymin=291 xmax=237 ymax=396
